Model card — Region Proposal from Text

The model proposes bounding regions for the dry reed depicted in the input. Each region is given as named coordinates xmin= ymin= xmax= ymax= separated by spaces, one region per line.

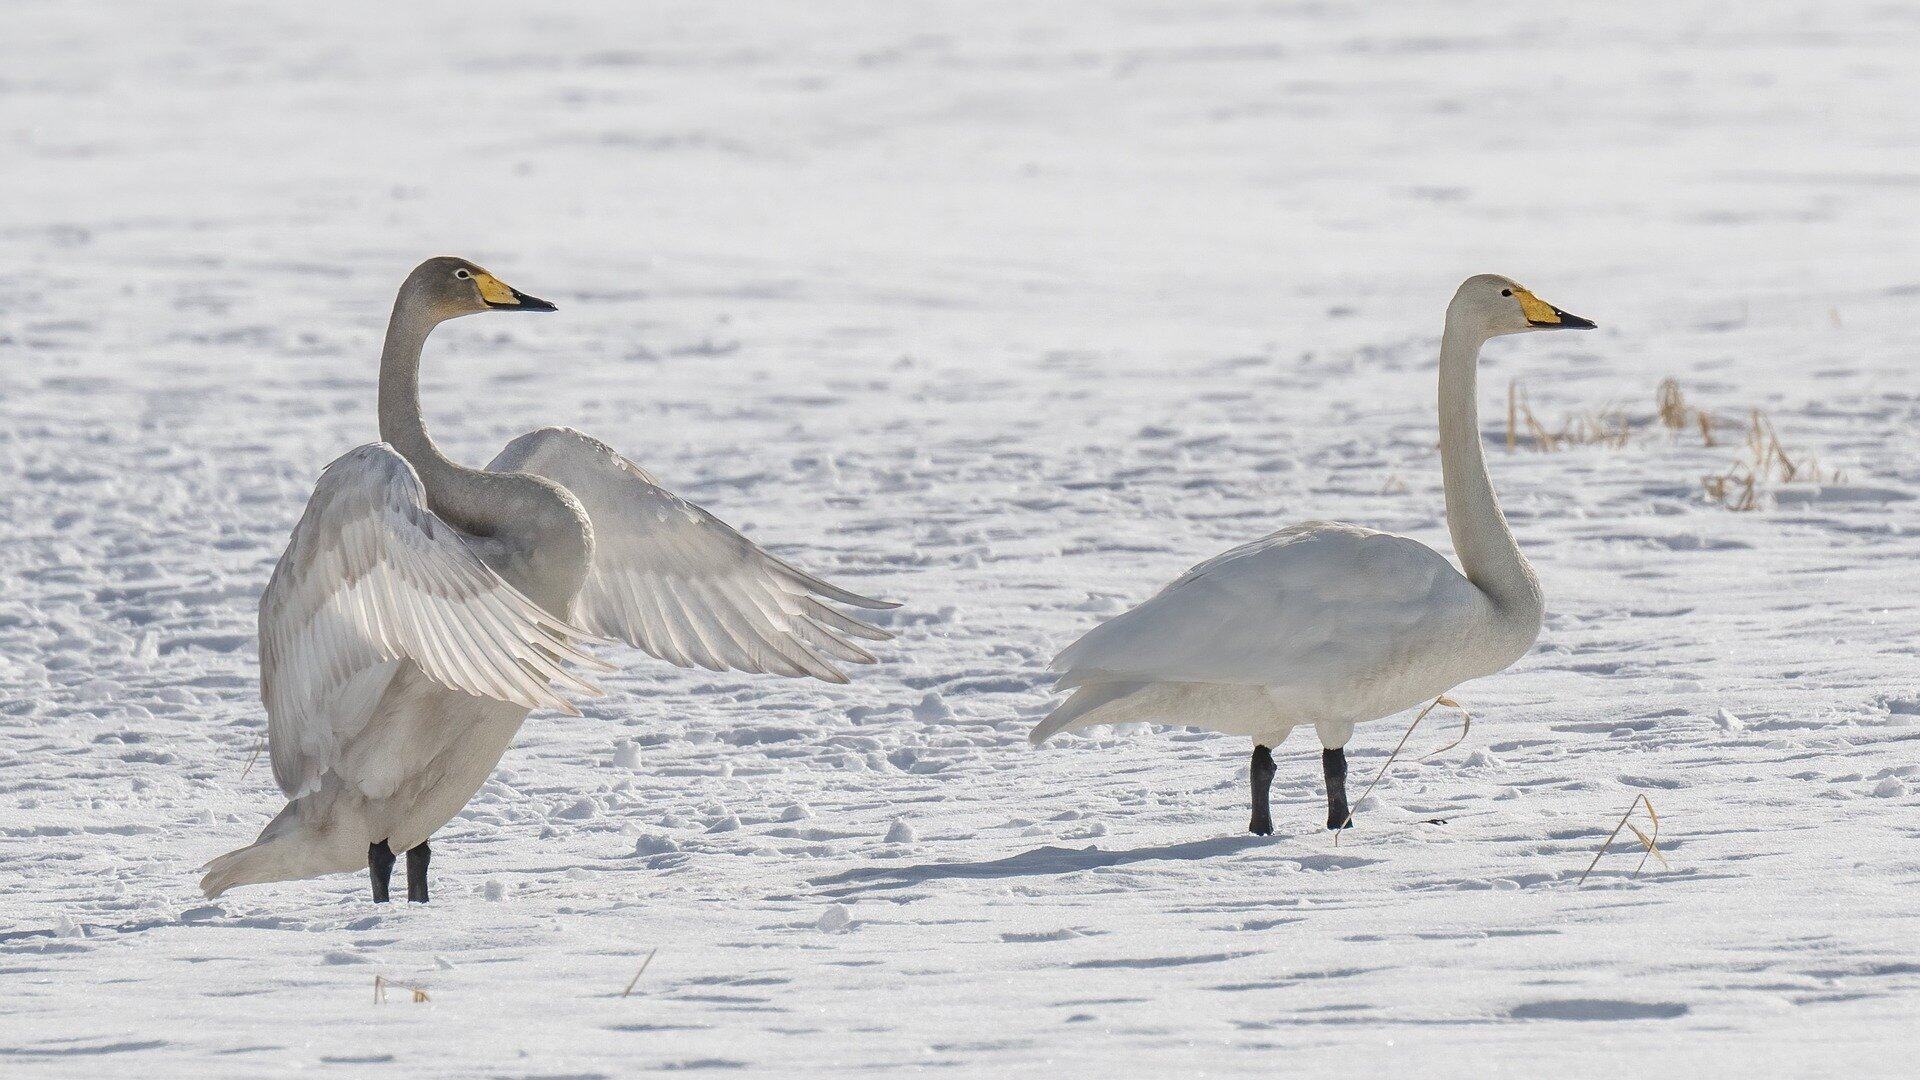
xmin=1534 ymin=376 xmax=1840 ymax=510
xmin=1506 ymin=380 xmax=1629 ymax=452
xmin=374 ymin=974 xmax=430 ymax=1004
xmin=621 ymin=948 xmax=660 ymax=998
xmin=1702 ymin=408 xmax=1841 ymax=510
xmin=1576 ymin=794 xmax=1668 ymax=885
xmin=1655 ymin=377 xmax=1717 ymax=445
xmin=1333 ymin=693 xmax=1468 ymax=846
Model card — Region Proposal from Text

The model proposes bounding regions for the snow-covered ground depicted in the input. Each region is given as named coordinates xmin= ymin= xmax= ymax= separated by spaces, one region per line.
xmin=4 ymin=1 xmax=1919 ymax=1074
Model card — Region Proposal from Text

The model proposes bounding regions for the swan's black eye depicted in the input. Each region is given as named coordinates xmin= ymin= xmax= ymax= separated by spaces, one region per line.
xmin=1501 ymin=288 xmax=1512 ymax=296
xmin=455 ymin=269 xmax=471 ymax=280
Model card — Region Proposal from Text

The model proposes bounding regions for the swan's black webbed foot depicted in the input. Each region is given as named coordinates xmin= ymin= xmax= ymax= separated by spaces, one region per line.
xmin=1323 ymin=747 xmax=1352 ymax=830
xmin=1249 ymin=744 xmax=1277 ymax=835
xmin=406 ymin=841 xmax=430 ymax=903
xmin=369 ymin=840 xmax=396 ymax=903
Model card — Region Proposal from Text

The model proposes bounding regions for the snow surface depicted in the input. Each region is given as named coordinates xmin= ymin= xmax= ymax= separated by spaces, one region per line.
xmin=4 ymin=1 xmax=1920 ymax=1075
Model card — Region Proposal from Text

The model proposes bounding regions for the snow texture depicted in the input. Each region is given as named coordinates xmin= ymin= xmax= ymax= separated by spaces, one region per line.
xmin=3 ymin=1 xmax=1918 ymax=1076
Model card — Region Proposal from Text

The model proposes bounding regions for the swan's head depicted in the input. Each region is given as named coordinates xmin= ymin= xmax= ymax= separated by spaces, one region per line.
xmin=402 ymin=256 xmax=557 ymax=321
xmin=1452 ymin=274 xmax=1594 ymax=338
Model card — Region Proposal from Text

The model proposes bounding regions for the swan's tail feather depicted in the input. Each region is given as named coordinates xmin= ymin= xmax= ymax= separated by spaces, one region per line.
xmin=1029 ymin=681 xmax=1148 ymax=746
xmin=199 ymin=802 xmax=360 ymax=898
xmin=200 ymin=837 xmax=305 ymax=898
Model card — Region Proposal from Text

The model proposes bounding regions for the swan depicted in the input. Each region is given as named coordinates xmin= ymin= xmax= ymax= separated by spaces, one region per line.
xmin=1031 ymin=275 xmax=1594 ymax=834
xmin=201 ymin=256 xmax=895 ymax=902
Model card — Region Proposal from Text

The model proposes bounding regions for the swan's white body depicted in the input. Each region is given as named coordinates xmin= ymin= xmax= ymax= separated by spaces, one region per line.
xmin=1034 ymin=521 xmax=1536 ymax=750
xmin=202 ymin=260 xmax=891 ymax=898
xmin=1034 ymin=276 xmax=1591 ymax=763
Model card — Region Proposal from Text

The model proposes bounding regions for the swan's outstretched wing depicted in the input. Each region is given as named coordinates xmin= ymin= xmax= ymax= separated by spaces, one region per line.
xmin=489 ymin=427 xmax=895 ymax=684
xmin=260 ymin=444 xmax=606 ymax=799
xmin=1049 ymin=521 xmax=1490 ymax=696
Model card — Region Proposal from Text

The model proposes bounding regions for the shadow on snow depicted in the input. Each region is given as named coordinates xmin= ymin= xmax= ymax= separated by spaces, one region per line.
xmin=810 ymin=834 xmax=1275 ymax=896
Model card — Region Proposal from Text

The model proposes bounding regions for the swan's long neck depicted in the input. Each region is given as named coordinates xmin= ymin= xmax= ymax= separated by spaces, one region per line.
xmin=1436 ymin=313 xmax=1542 ymax=624
xmin=376 ymin=295 xmax=502 ymax=534
xmin=374 ymin=284 xmax=592 ymax=613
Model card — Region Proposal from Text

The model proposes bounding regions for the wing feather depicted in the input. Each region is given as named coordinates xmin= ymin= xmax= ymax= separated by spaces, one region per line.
xmin=489 ymin=427 xmax=894 ymax=682
xmin=1049 ymin=522 xmax=1491 ymax=695
xmin=261 ymin=444 xmax=605 ymax=797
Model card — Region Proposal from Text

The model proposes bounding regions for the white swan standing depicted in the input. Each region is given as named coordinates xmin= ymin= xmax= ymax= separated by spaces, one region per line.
xmin=202 ymin=257 xmax=894 ymax=901
xmin=1032 ymin=275 xmax=1594 ymax=833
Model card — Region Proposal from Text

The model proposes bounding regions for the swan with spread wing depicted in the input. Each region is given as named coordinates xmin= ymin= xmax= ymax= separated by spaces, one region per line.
xmin=201 ymin=257 xmax=894 ymax=902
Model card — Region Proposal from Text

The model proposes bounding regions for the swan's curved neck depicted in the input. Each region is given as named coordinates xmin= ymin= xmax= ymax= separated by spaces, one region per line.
xmin=1437 ymin=313 xmax=1541 ymax=623
xmin=377 ymin=295 xmax=499 ymax=532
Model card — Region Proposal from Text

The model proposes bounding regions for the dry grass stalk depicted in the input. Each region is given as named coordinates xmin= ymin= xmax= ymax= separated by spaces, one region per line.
xmin=1656 ymin=378 xmax=1687 ymax=430
xmin=621 ymin=947 xmax=660 ymax=998
xmin=1657 ymin=379 xmax=1718 ymax=445
xmin=1418 ymin=697 xmax=1471 ymax=761
xmin=1505 ymin=377 xmax=1839 ymax=512
xmin=1506 ymin=380 xmax=1629 ymax=452
xmin=1333 ymin=693 xmax=1467 ymax=846
xmin=1576 ymin=794 xmax=1669 ymax=886
xmin=1507 ymin=380 xmax=1518 ymax=452
xmin=1702 ymin=408 xmax=1841 ymax=511
xmin=374 ymin=974 xmax=430 ymax=1004
xmin=1702 ymin=471 xmax=1758 ymax=511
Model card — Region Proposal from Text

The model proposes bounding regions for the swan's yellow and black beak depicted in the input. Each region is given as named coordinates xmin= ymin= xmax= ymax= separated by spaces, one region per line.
xmin=474 ymin=272 xmax=558 ymax=312
xmin=1514 ymin=285 xmax=1594 ymax=330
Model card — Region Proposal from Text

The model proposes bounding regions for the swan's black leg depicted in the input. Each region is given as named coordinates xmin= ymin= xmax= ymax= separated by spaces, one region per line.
xmin=1324 ymin=747 xmax=1351 ymax=830
xmin=1249 ymin=744 xmax=1277 ymax=835
xmin=406 ymin=841 xmax=431 ymax=904
xmin=369 ymin=840 xmax=395 ymax=903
